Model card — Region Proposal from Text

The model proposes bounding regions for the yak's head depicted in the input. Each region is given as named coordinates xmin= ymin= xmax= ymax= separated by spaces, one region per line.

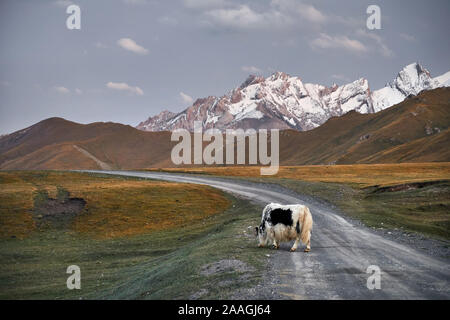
xmin=255 ymin=223 xmax=269 ymax=247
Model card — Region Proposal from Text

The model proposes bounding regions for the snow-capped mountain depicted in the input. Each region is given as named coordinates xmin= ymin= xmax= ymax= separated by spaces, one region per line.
xmin=371 ymin=63 xmax=445 ymax=112
xmin=137 ymin=63 xmax=450 ymax=132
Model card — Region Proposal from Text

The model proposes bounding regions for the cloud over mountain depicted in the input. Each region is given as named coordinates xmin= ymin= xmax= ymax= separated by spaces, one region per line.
xmin=106 ymin=82 xmax=144 ymax=95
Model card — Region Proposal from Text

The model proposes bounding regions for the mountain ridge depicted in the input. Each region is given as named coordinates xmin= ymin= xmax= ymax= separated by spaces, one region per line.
xmin=137 ymin=63 xmax=449 ymax=132
xmin=1 ymin=87 xmax=449 ymax=170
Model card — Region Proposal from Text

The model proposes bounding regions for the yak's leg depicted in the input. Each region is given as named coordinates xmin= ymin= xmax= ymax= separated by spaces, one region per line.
xmin=290 ymin=237 xmax=300 ymax=252
xmin=304 ymin=231 xmax=311 ymax=252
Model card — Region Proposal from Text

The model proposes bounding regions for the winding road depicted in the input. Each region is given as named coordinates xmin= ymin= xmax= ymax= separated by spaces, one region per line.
xmin=86 ymin=170 xmax=450 ymax=299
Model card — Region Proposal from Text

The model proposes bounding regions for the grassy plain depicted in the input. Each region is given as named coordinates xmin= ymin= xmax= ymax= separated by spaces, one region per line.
xmin=149 ymin=163 xmax=450 ymax=240
xmin=0 ymin=171 xmax=264 ymax=299
xmin=148 ymin=163 xmax=450 ymax=187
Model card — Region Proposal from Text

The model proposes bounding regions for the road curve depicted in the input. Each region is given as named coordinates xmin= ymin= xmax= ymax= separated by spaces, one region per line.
xmin=85 ymin=170 xmax=450 ymax=299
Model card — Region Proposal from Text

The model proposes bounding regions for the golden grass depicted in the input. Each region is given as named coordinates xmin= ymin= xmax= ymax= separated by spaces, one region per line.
xmin=148 ymin=162 xmax=450 ymax=187
xmin=71 ymin=181 xmax=230 ymax=239
xmin=0 ymin=171 xmax=230 ymax=239
xmin=0 ymin=178 xmax=35 ymax=239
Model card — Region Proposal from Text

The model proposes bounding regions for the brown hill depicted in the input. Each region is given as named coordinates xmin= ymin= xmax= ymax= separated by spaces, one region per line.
xmin=0 ymin=118 xmax=174 ymax=170
xmin=0 ymin=87 xmax=449 ymax=170
xmin=279 ymin=87 xmax=450 ymax=165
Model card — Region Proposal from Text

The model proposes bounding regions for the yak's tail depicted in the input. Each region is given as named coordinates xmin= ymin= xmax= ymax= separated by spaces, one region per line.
xmin=300 ymin=206 xmax=313 ymax=244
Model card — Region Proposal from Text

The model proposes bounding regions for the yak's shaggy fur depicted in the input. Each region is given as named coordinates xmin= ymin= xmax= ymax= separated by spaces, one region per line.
xmin=256 ymin=203 xmax=313 ymax=252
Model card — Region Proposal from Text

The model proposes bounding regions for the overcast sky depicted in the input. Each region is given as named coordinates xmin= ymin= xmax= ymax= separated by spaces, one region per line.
xmin=0 ymin=0 xmax=449 ymax=134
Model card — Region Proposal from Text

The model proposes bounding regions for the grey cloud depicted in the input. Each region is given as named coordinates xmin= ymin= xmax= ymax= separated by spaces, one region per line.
xmin=310 ymin=33 xmax=368 ymax=54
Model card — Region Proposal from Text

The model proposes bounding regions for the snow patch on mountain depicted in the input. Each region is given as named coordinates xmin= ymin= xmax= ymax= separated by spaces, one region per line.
xmin=434 ymin=71 xmax=450 ymax=87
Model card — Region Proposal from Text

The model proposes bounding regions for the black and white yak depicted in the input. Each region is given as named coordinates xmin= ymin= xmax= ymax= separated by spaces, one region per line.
xmin=255 ymin=203 xmax=313 ymax=252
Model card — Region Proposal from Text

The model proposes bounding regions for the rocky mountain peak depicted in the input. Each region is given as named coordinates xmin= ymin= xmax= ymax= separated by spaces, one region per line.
xmin=268 ymin=71 xmax=291 ymax=81
xmin=137 ymin=63 xmax=449 ymax=132
xmin=136 ymin=109 xmax=176 ymax=131
xmin=239 ymin=74 xmax=265 ymax=89
xmin=392 ymin=62 xmax=438 ymax=96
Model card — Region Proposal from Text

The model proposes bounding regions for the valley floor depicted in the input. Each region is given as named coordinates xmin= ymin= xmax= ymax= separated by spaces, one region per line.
xmin=1 ymin=165 xmax=449 ymax=299
xmin=90 ymin=170 xmax=450 ymax=299
xmin=149 ymin=163 xmax=450 ymax=241
xmin=0 ymin=171 xmax=265 ymax=299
